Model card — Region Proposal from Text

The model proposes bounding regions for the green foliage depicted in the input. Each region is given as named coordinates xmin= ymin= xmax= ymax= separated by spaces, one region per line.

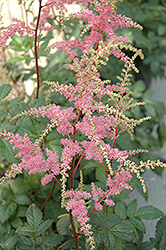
xmin=0 ymin=201 xmax=64 ymax=250
xmin=117 ymin=0 xmax=166 ymax=79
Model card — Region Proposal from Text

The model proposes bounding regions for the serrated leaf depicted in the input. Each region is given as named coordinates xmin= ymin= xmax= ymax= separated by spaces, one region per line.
xmin=105 ymin=214 xmax=122 ymax=229
xmin=1 ymin=236 xmax=18 ymax=250
xmin=14 ymin=195 xmax=31 ymax=205
xmin=57 ymin=239 xmax=75 ymax=249
xmin=0 ymin=139 xmax=18 ymax=164
xmin=17 ymin=237 xmax=35 ymax=249
xmin=114 ymin=236 xmax=125 ymax=250
xmin=139 ymin=238 xmax=156 ymax=250
xmin=45 ymin=200 xmax=62 ymax=222
xmin=9 ymin=179 xmax=29 ymax=195
xmin=111 ymin=220 xmax=136 ymax=241
xmin=134 ymin=206 xmax=163 ymax=220
xmin=16 ymin=226 xmax=35 ymax=237
xmin=0 ymin=84 xmax=12 ymax=99
xmin=114 ymin=202 xmax=127 ymax=219
xmin=94 ymin=230 xmax=103 ymax=248
xmin=103 ymin=229 xmax=116 ymax=249
xmin=160 ymin=230 xmax=166 ymax=250
xmin=91 ymin=214 xmax=107 ymax=227
xmin=129 ymin=217 xmax=146 ymax=233
xmin=0 ymin=105 xmax=8 ymax=119
xmin=17 ymin=205 xmax=28 ymax=217
xmin=56 ymin=215 xmax=71 ymax=235
xmin=36 ymin=219 xmax=53 ymax=236
xmin=11 ymin=217 xmax=23 ymax=229
xmin=127 ymin=199 xmax=137 ymax=217
xmin=155 ymin=216 xmax=166 ymax=241
xmin=0 ymin=202 xmax=17 ymax=224
xmin=23 ymin=171 xmax=43 ymax=189
xmin=26 ymin=204 xmax=42 ymax=229
xmin=43 ymin=234 xmax=64 ymax=247
xmin=37 ymin=236 xmax=43 ymax=245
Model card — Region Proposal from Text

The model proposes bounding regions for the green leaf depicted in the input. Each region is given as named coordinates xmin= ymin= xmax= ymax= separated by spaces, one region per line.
xmin=155 ymin=216 xmax=166 ymax=241
xmin=43 ymin=234 xmax=64 ymax=248
xmin=0 ymin=202 xmax=17 ymax=224
xmin=9 ymin=179 xmax=29 ymax=195
xmin=56 ymin=215 xmax=71 ymax=235
xmin=0 ymin=105 xmax=8 ymax=119
xmin=57 ymin=239 xmax=75 ymax=249
xmin=0 ymin=236 xmax=18 ymax=250
xmin=16 ymin=226 xmax=35 ymax=237
xmin=17 ymin=237 xmax=35 ymax=249
xmin=37 ymin=236 xmax=43 ymax=246
xmin=26 ymin=203 xmax=43 ymax=229
xmin=45 ymin=131 xmax=63 ymax=157
xmin=14 ymin=195 xmax=31 ymax=205
xmin=17 ymin=205 xmax=28 ymax=217
xmin=139 ymin=238 xmax=156 ymax=250
xmin=96 ymin=166 xmax=106 ymax=184
xmin=7 ymin=57 xmax=24 ymax=63
xmin=23 ymin=171 xmax=43 ymax=189
xmin=129 ymin=217 xmax=146 ymax=233
xmin=145 ymin=104 xmax=156 ymax=117
xmin=94 ymin=230 xmax=103 ymax=248
xmin=11 ymin=217 xmax=23 ymax=229
xmin=0 ymin=139 xmax=18 ymax=164
xmin=110 ymin=220 xmax=136 ymax=241
xmin=0 ymin=84 xmax=12 ymax=99
xmin=133 ymin=80 xmax=146 ymax=92
xmin=10 ymin=35 xmax=22 ymax=46
xmin=103 ymin=229 xmax=116 ymax=249
xmin=131 ymin=175 xmax=148 ymax=200
xmin=36 ymin=219 xmax=53 ymax=236
xmin=157 ymin=120 xmax=166 ymax=147
xmin=127 ymin=199 xmax=137 ymax=217
xmin=114 ymin=202 xmax=127 ymax=219
xmin=134 ymin=206 xmax=163 ymax=220
xmin=45 ymin=200 xmax=62 ymax=222
xmin=157 ymin=24 xmax=166 ymax=36
xmin=114 ymin=236 xmax=125 ymax=250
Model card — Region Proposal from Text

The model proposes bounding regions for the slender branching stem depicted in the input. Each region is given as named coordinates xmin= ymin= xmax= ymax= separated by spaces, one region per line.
xmin=0 ymin=99 xmax=14 ymax=118
xmin=40 ymin=179 xmax=56 ymax=211
xmin=69 ymin=109 xmax=81 ymax=248
xmin=34 ymin=0 xmax=42 ymax=99
xmin=69 ymin=210 xmax=79 ymax=250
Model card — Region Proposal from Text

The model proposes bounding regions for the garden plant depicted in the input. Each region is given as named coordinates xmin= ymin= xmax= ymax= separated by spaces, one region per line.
xmin=0 ymin=0 xmax=166 ymax=249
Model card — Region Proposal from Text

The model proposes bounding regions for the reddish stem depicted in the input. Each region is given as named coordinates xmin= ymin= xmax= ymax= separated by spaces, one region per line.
xmin=0 ymin=99 xmax=14 ymax=118
xmin=69 ymin=210 xmax=79 ymax=250
xmin=40 ymin=179 xmax=56 ymax=211
xmin=88 ymin=189 xmax=110 ymax=218
xmin=73 ymin=153 xmax=85 ymax=175
xmin=100 ymin=161 xmax=108 ymax=173
xmin=48 ymin=170 xmax=62 ymax=189
xmin=34 ymin=0 xmax=42 ymax=99
xmin=69 ymin=108 xmax=81 ymax=248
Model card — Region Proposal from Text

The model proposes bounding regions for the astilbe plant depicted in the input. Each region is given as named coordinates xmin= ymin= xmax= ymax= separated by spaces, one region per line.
xmin=0 ymin=0 xmax=166 ymax=249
